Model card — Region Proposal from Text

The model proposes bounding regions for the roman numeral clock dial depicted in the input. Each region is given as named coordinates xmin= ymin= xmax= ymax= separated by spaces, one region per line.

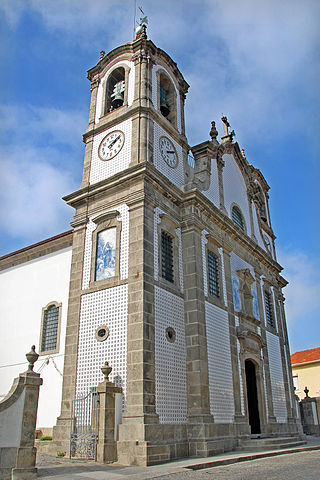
xmin=159 ymin=136 xmax=178 ymax=168
xmin=98 ymin=130 xmax=125 ymax=161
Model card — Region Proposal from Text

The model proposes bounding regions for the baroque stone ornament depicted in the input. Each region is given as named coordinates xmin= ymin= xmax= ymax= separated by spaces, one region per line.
xmin=101 ymin=361 xmax=112 ymax=381
xmin=304 ymin=386 xmax=309 ymax=398
xmin=209 ymin=121 xmax=219 ymax=143
xmin=221 ymin=116 xmax=230 ymax=136
xmin=26 ymin=345 xmax=39 ymax=371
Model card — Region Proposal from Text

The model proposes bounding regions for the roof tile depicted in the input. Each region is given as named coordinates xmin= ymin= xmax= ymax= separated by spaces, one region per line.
xmin=291 ymin=347 xmax=320 ymax=365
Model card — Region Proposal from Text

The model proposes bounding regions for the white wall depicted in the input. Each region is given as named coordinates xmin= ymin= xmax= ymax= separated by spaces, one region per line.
xmin=223 ymin=153 xmax=251 ymax=235
xmin=0 ymin=247 xmax=72 ymax=428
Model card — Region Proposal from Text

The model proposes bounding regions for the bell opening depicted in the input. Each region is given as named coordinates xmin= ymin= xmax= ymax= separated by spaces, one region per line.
xmin=105 ymin=68 xmax=125 ymax=114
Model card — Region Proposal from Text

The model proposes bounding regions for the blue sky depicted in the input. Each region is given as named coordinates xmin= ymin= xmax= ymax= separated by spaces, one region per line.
xmin=0 ymin=0 xmax=319 ymax=352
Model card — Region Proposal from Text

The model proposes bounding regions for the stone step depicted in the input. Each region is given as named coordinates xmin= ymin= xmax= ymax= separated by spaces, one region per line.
xmin=238 ymin=436 xmax=306 ymax=451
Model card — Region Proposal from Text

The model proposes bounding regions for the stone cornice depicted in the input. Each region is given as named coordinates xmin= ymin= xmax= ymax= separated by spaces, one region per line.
xmin=87 ymin=38 xmax=189 ymax=94
xmin=0 ymin=230 xmax=73 ymax=271
xmin=249 ymin=164 xmax=270 ymax=192
xmin=63 ymin=162 xmax=285 ymax=279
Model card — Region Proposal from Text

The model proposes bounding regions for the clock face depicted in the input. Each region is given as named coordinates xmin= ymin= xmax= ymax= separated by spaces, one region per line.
xmin=159 ymin=136 xmax=178 ymax=168
xmin=98 ymin=130 xmax=125 ymax=161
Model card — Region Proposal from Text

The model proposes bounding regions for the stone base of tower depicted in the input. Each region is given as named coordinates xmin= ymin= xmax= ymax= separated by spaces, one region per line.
xmin=117 ymin=419 xmax=243 ymax=465
xmin=187 ymin=421 xmax=239 ymax=458
xmin=117 ymin=422 xmax=187 ymax=466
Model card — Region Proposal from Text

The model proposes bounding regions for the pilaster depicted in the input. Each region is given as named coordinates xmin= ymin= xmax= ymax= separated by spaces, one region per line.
xmin=117 ymin=200 xmax=171 ymax=466
xmin=181 ymin=221 xmax=212 ymax=421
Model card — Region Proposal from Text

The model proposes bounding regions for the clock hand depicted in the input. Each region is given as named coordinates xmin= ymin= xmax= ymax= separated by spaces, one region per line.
xmin=108 ymin=135 xmax=121 ymax=149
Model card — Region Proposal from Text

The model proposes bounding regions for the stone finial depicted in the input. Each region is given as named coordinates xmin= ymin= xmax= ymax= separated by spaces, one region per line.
xmin=26 ymin=345 xmax=39 ymax=371
xmin=304 ymin=386 xmax=309 ymax=398
xmin=101 ymin=361 xmax=112 ymax=381
xmin=99 ymin=50 xmax=105 ymax=61
xmin=209 ymin=121 xmax=218 ymax=143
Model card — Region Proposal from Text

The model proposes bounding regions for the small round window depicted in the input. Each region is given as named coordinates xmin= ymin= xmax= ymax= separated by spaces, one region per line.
xmin=165 ymin=327 xmax=176 ymax=343
xmin=95 ymin=325 xmax=110 ymax=342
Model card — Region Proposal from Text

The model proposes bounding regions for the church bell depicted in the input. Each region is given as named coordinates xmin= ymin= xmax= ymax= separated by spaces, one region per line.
xmin=160 ymin=85 xmax=170 ymax=117
xmin=111 ymin=80 xmax=125 ymax=109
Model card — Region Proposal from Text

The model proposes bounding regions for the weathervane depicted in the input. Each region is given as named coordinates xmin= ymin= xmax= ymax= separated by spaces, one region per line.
xmin=134 ymin=3 xmax=148 ymax=39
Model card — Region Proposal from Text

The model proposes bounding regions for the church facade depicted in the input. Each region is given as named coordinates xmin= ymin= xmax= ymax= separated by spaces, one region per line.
xmin=0 ymin=27 xmax=302 ymax=464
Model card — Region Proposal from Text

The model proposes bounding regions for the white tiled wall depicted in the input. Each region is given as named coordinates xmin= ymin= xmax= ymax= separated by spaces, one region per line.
xmin=266 ymin=331 xmax=287 ymax=423
xmin=155 ymin=286 xmax=187 ymax=423
xmin=236 ymin=336 xmax=245 ymax=415
xmin=223 ymin=154 xmax=251 ymax=236
xmin=203 ymin=160 xmax=220 ymax=208
xmin=90 ymin=119 xmax=132 ymax=184
xmin=205 ymin=302 xmax=235 ymax=423
xmin=76 ymin=285 xmax=128 ymax=409
xmin=154 ymin=123 xmax=184 ymax=188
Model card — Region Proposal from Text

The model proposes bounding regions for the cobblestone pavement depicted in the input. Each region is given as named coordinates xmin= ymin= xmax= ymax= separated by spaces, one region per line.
xmin=154 ymin=451 xmax=320 ymax=480
xmin=36 ymin=449 xmax=320 ymax=480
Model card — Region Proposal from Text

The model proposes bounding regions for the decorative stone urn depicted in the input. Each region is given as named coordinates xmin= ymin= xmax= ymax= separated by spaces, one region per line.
xmin=26 ymin=345 xmax=39 ymax=371
xmin=101 ymin=361 xmax=112 ymax=381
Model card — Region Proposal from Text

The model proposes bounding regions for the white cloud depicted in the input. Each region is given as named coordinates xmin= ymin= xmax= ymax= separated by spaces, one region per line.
xmin=0 ymin=104 xmax=85 ymax=245
xmin=0 ymin=104 xmax=87 ymax=149
xmin=278 ymin=248 xmax=320 ymax=328
xmin=0 ymin=145 xmax=76 ymax=240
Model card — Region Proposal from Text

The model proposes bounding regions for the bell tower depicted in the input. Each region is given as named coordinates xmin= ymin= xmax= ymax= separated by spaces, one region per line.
xmin=81 ymin=25 xmax=189 ymax=189
xmin=54 ymin=26 xmax=191 ymax=463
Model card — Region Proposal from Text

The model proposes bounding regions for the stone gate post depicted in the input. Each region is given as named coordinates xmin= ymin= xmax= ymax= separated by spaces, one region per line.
xmin=0 ymin=346 xmax=43 ymax=480
xmin=96 ymin=362 xmax=122 ymax=463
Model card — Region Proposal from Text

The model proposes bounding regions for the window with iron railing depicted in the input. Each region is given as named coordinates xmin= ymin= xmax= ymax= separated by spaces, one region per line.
xmin=161 ymin=231 xmax=174 ymax=283
xmin=208 ymin=251 xmax=219 ymax=297
xmin=41 ymin=304 xmax=59 ymax=352
xmin=264 ymin=291 xmax=274 ymax=328
xmin=232 ymin=206 xmax=245 ymax=231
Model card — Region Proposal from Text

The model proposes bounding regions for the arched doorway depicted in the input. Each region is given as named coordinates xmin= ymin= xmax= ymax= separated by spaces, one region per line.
xmin=245 ymin=359 xmax=261 ymax=434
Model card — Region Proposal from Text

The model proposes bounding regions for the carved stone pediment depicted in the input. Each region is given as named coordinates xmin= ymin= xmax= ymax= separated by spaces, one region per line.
xmin=237 ymin=325 xmax=265 ymax=355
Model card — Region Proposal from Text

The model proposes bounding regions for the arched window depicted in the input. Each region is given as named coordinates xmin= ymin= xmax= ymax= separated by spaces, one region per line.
xmin=39 ymin=302 xmax=61 ymax=354
xmin=159 ymin=72 xmax=177 ymax=127
xmin=105 ymin=67 xmax=125 ymax=113
xmin=232 ymin=206 xmax=245 ymax=231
